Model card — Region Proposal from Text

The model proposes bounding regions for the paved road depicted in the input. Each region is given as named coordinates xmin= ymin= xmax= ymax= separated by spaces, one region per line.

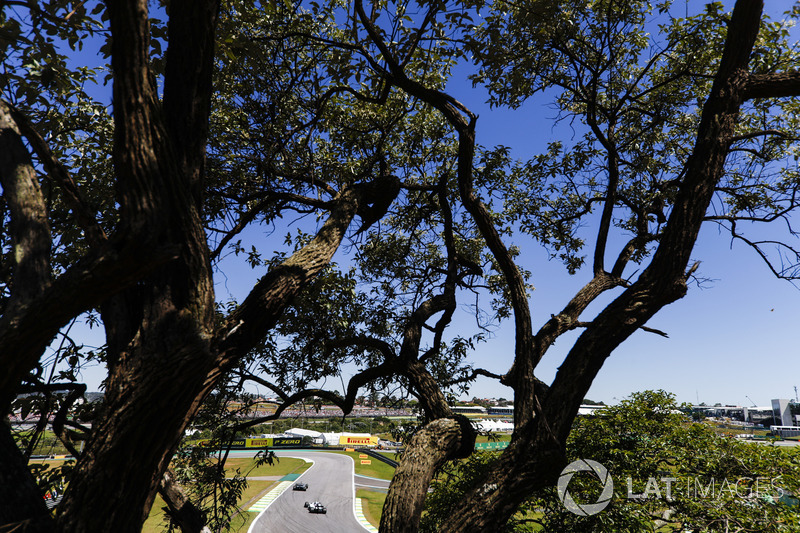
xmin=355 ymin=474 xmax=390 ymax=492
xmin=250 ymin=451 xmax=371 ymax=533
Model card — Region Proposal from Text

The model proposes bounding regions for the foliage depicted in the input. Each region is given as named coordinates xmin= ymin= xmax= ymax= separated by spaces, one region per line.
xmin=4 ymin=0 xmax=800 ymax=531
xmin=206 ymin=0 xmax=496 ymax=405
xmin=466 ymin=1 xmax=800 ymax=278
xmin=0 ymin=1 xmax=114 ymax=277
xmin=167 ymin=444 xmax=248 ymax=533
xmin=422 ymin=391 xmax=800 ymax=532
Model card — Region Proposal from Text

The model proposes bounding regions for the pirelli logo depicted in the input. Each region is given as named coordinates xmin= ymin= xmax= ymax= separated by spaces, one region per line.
xmin=339 ymin=436 xmax=378 ymax=446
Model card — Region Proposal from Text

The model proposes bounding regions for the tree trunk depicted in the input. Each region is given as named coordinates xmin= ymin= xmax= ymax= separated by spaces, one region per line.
xmin=380 ymin=418 xmax=465 ymax=533
xmin=159 ymin=468 xmax=212 ymax=533
xmin=56 ymin=332 xmax=214 ymax=532
xmin=438 ymin=425 xmax=565 ymax=533
xmin=436 ymin=1 xmax=766 ymax=530
xmin=380 ymin=355 xmax=476 ymax=532
xmin=54 ymin=1 xmax=219 ymax=530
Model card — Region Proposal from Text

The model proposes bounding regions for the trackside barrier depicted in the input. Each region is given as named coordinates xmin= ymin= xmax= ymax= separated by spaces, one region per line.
xmin=357 ymin=448 xmax=398 ymax=468
xmin=196 ymin=437 xmax=303 ymax=448
xmin=474 ymin=441 xmax=510 ymax=450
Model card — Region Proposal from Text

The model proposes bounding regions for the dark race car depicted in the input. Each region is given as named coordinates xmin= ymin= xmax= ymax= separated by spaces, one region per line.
xmin=293 ymin=482 xmax=308 ymax=491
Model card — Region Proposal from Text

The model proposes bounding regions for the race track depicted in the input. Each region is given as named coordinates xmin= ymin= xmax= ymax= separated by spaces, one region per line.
xmin=249 ymin=451 xmax=372 ymax=533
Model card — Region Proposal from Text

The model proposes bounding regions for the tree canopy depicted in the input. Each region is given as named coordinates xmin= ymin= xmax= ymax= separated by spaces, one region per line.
xmin=423 ymin=391 xmax=800 ymax=532
xmin=2 ymin=0 xmax=800 ymax=532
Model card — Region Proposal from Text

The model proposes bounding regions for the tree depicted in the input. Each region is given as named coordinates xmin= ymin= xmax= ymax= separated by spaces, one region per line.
xmin=423 ymin=391 xmax=800 ymax=532
xmin=4 ymin=1 xmax=800 ymax=532
xmin=335 ymin=1 xmax=800 ymax=531
xmin=0 ymin=0 xmax=419 ymax=530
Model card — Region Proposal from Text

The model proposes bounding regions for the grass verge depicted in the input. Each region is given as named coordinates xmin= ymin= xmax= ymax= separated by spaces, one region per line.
xmin=331 ymin=450 xmax=396 ymax=480
xmin=357 ymin=488 xmax=387 ymax=527
xmin=142 ymin=456 xmax=310 ymax=533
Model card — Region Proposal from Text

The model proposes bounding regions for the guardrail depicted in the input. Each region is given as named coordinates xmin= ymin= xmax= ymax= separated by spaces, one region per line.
xmin=357 ymin=448 xmax=399 ymax=468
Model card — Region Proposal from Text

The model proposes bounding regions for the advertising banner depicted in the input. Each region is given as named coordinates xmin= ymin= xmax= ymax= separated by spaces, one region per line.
xmin=196 ymin=437 xmax=303 ymax=448
xmin=339 ymin=436 xmax=379 ymax=447
xmin=271 ymin=437 xmax=303 ymax=447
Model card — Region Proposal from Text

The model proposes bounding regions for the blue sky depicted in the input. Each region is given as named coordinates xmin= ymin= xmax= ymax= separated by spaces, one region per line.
xmin=431 ymin=50 xmax=800 ymax=407
xmin=56 ymin=1 xmax=799 ymax=409
xmin=209 ymin=57 xmax=800 ymax=409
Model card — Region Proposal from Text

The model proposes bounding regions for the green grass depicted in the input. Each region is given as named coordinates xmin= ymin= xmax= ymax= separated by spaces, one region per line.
xmin=142 ymin=495 xmax=260 ymax=533
xmin=357 ymin=488 xmax=387 ymax=527
xmin=223 ymin=455 xmax=308 ymax=478
xmin=142 ymin=456 xmax=311 ymax=533
xmin=474 ymin=433 xmax=512 ymax=444
xmin=142 ymin=495 xmax=170 ymax=533
xmin=332 ymin=450 xmax=396 ymax=480
xmin=16 ymin=430 xmax=76 ymax=457
xmin=238 ymin=479 xmax=273 ymax=506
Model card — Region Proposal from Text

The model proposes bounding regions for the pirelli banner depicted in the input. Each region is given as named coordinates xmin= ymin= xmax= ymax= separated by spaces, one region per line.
xmin=339 ymin=436 xmax=379 ymax=447
xmin=270 ymin=437 xmax=303 ymax=447
xmin=196 ymin=437 xmax=303 ymax=448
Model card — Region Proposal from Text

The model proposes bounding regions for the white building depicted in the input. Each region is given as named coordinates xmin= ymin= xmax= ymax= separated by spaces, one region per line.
xmin=471 ymin=419 xmax=513 ymax=432
xmin=284 ymin=427 xmax=324 ymax=444
xmin=771 ymin=399 xmax=794 ymax=427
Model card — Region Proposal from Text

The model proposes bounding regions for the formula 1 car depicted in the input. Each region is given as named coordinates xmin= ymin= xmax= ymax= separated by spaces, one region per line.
xmin=306 ymin=501 xmax=327 ymax=514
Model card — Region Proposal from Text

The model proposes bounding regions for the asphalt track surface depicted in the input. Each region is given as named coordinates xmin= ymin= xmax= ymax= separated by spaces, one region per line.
xmin=250 ymin=450 xmax=374 ymax=533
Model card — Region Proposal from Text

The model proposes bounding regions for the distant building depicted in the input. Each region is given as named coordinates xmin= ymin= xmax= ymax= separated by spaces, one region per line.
xmin=770 ymin=425 xmax=800 ymax=438
xmin=694 ymin=399 xmax=799 ymax=428
xmin=488 ymin=406 xmax=513 ymax=416
xmin=772 ymin=399 xmax=794 ymax=426
xmin=284 ymin=427 xmax=324 ymax=444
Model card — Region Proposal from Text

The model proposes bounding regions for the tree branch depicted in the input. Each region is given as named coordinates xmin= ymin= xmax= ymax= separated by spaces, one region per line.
xmin=743 ymin=70 xmax=800 ymax=100
xmin=232 ymin=359 xmax=398 ymax=433
xmin=7 ymin=102 xmax=107 ymax=246
xmin=210 ymin=192 xmax=335 ymax=260
xmin=0 ymin=100 xmax=52 ymax=319
xmin=162 ymin=0 xmax=221 ymax=201
xmin=214 ymin=183 xmax=369 ymax=369
xmin=0 ymin=99 xmax=52 ymax=410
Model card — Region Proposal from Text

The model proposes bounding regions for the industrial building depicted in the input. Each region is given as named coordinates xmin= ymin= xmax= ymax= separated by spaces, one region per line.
xmin=693 ymin=399 xmax=799 ymax=428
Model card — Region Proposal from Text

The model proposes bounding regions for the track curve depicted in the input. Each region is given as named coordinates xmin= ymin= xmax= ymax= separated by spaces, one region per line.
xmin=249 ymin=451 xmax=371 ymax=533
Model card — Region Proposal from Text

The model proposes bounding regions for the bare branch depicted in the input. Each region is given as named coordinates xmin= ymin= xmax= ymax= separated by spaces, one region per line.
xmin=232 ymin=359 xmax=398 ymax=432
xmin=210 ymin=192 xmax=335 ymax=260
xmin=442 ymin=368 xmax=503 ymax=388
xmin=743 ymin=70 xmax=800 ymax=100
xmin=729 ymin=129 xmax=796 ymax=143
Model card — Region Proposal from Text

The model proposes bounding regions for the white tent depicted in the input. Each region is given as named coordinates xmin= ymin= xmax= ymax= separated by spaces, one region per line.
xmin=471 ymin=419 xmax=513 ymax=432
